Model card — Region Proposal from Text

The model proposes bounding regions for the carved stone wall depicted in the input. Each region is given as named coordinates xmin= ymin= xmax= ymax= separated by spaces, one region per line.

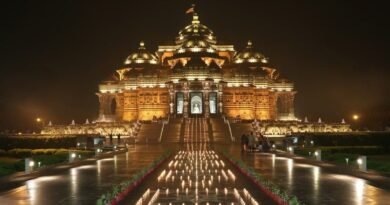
xmin=137 ymin=87 xmax=170 ymax=121
xmin=123 ymin=91 xmax=138 ymax=121
xmin=222 ymin=87 xmax=255 ymax=120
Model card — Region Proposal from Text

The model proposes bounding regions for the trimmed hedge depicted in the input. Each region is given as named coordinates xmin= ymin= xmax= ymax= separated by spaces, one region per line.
xmin=0 ymin=136 xmax=77 ymax=150
xmin=295 ymin=146 xmax=388 ymax=156
xmin=0 ymin=148 xmax=95 ymax=158
xmin=290 ymin=132 xmax=390 ymax=148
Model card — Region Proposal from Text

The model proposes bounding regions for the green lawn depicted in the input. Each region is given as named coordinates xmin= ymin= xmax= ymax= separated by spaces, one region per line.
xmin=367 ymin=156 xmax=390 ymax=175
xmin=0 ymin=157 xmax=24 ymax=177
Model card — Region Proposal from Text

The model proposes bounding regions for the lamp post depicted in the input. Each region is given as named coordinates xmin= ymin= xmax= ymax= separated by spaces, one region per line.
xmin=35 ymin=117 xmax=45 ymax=133
xmin=352 ymin=114 xmax=360 ymax=131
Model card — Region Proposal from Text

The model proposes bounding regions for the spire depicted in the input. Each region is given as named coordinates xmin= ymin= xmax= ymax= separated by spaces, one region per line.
xmin=304 ymin=116 xmax=309 ymax=123
xmin=192 ymin=13 xmax=200 ymax=24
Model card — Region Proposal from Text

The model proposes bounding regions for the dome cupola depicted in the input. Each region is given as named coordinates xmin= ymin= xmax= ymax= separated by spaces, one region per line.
xmin=124 ymin=41 xmax=158 ymax=65
xmin=234 ymin=41 xmax=268 ymax=64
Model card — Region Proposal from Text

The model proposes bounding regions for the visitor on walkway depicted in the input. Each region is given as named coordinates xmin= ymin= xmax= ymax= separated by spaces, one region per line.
xmin=241 ymin=134 xmax=248 ymax=152
xmin=262 ymin=134 xmax=271 ymax=152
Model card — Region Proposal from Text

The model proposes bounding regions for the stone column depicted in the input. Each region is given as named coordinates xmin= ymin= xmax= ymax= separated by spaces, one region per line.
xmin=218 ymin=83 xmax=225 ymax=114
xmin=167 ymin=82 xmax=175 ymax=114
xmin=183 ymin=82 xmax=189 ymax=118
xmin=114 ymin=93 xmax=124 ymax=121
xmin=203 ymin=81 xmax=210 ymax=118
xmin=96 ymin=93 xmax=110 ymax=116
xmin=287 ymin=92 xmax=296 ymax=120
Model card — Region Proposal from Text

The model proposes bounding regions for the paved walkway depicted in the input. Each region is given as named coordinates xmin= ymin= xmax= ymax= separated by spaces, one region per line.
xmin=0 ymin=145 xmax=166 ymax=205
xmin=225 ymin=145 xmax=390 ymax=205
xmin=1 ymin=143 xmax=390 ymax=204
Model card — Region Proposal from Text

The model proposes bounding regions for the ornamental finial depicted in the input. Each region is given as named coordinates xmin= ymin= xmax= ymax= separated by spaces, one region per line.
xmin=247 ymin=40 xmax=253 ymax=47
xmin=139 ymin=41 xmax=145 ymax=47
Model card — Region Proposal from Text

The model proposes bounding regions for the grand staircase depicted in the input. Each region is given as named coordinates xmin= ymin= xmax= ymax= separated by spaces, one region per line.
xmin=161 ymin=117 xmax=184 ymax=143
xmin=209 ymin=116 xmax=232 ymax=143
xmin=136 ymin=123 xmax=163 ymax=143
xmin=137 ymin=115 xmax=253 ymax=144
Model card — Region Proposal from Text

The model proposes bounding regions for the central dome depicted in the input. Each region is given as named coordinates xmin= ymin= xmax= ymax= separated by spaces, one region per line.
xmin=176 ymin=13 xmax=217 ymax=45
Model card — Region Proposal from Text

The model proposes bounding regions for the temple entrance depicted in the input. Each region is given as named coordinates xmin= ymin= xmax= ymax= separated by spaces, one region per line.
xmin=190 ymin=92 xmax=203 ymax=114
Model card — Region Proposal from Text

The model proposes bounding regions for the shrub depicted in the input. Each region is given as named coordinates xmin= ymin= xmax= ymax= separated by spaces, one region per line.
xmin=291 ymin=132 xmax=390 ymax=148
xmin=0 ymin=135 xmax=96 ymax=150
xmin=8 ymin=149 xmax=32 ymax=157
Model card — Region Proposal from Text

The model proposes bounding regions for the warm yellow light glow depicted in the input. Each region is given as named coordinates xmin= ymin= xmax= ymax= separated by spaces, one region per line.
xmin=36 ymin=118 xmax=42 ymax=122
xmin=352 ymin=114 xmax=359 ymax=120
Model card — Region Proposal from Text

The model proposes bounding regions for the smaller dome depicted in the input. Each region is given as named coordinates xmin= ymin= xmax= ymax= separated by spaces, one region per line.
xmin=234 ymin=41 xmax=268 ymax=64
xmin=124 ymin=41 xmax=158 ymax=65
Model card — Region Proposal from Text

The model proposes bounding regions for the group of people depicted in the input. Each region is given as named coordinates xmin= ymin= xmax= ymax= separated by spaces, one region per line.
xmin=240 ymin=132 xmax=272 ymax=152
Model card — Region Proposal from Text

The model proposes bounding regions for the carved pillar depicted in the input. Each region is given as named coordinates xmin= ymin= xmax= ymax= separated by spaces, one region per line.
xmin=270 ymin=91 xmax=278 ymax=120
xmin=115 ymin=93 xmax=124 ymax=121
xmin=288 ymin=92 xmax=296 ymax=119
xmin=203 ymin=81 xmax=211 ymax=118
xmin=167 ymin=82 xmax=175 ymax=114
xmin=96 ymin=93 xmax=112 ymax=116
xmin=218 ymin=83 xmax=225 ymax=114
xmin=183 ymin=81 xmax=189 ymax=118
xmin=96 ymin=93 xmax=105 ymax=116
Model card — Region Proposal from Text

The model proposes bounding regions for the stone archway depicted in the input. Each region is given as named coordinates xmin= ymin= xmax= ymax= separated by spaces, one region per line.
xmin=190 ymin=93 xmax=202 ymax=114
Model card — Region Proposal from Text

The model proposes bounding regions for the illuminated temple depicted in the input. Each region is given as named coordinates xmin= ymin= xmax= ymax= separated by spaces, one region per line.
xmin=98 ymin=13 xmax=296 ymax=122
xmin=42 ymin=11 xmax=351 ymax=138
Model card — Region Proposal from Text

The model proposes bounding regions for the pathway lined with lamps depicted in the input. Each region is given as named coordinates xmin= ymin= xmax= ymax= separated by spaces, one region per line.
xmin=130 ymin=117 xmax=275 ymax=205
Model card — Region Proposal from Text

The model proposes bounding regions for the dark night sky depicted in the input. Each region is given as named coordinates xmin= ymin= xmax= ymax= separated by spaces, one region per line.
xmin=1 ymin=1 xmax=389 ymax=131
